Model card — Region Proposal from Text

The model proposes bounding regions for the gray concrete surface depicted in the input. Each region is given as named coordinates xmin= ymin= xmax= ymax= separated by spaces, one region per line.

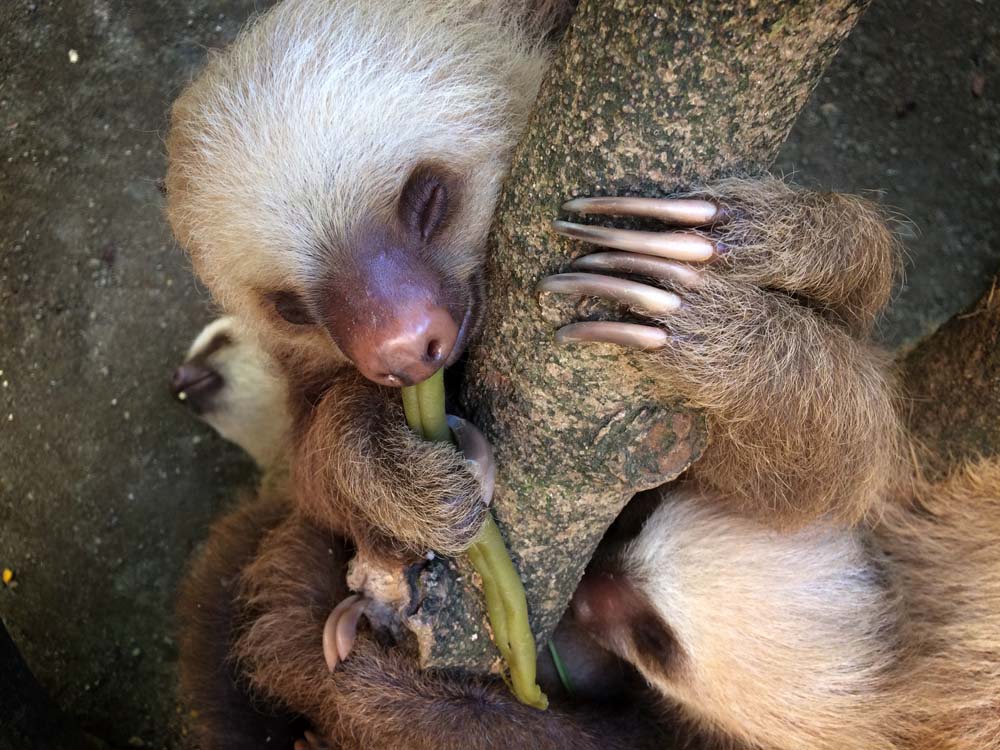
xmin=0 ymin=0 xmax=997 ymax=748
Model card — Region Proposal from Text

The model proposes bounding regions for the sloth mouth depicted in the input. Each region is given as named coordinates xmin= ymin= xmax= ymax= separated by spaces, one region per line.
xmin=445 ymin=275 xmax=483 ymax=368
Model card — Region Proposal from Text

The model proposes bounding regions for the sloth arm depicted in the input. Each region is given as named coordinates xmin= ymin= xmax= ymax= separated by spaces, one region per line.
xmin=235 ymin=511 xmax=660 ymax=750
xmin=291 ymin=368 xmax=487 ymax=560
xmin=543 ymin=179 xmax=905 ymax=527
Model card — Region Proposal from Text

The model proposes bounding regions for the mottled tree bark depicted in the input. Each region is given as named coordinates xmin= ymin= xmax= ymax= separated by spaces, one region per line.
xmin=408 ymin=0 xmax=873 ymax=671
xmin=903 ymin=278 xmax=1000 ymax=474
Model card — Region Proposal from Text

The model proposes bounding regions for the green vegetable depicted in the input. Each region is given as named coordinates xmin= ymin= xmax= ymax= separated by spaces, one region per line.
xmin=402 ymin=372 xmax=548 ymax=710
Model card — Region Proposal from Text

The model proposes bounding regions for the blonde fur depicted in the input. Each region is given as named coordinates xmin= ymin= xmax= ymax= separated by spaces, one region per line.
xmin=583 ymin=465 xmax=1000 ymax=750
xmin=166 ymin=0 xmax=553 ymax=383
xmin=617 ymin=489 xmax=902 ymax=750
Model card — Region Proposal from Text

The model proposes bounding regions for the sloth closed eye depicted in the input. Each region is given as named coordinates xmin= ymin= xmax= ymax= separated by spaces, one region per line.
xmin=268 ymin=290 xmax=314 ymax=326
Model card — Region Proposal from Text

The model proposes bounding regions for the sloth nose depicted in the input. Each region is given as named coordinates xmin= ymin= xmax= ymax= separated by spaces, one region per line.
xmin=171 ymin=362 xmax=224 ymax=414
xmin=355 ymin=303 xmax=458 ymax=388
xmin=327 ymin=244 xmax=462 ymax=387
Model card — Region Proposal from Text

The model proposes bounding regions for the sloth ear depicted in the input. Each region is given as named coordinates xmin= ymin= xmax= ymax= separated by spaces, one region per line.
xmin=398 ymin=165 xmax=452 ymax=242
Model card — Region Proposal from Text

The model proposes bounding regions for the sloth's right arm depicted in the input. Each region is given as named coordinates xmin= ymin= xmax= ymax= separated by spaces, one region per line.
xmin=291 ymin=369 xmax=487 ymax=560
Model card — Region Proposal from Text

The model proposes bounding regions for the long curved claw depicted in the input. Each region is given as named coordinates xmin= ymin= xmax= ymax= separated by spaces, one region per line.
xmin=571 ymin=252 xmax=705 ymax=288
xmin=553 ymin=221 xmax=719 ymax=263
xmin=562 ymin=196 xmax=721 ymax=226
xmin=538 ymin=272 xmax=682 ymax=314
xmin=447 ymin=415 xmax=496 ymax=506
xmin=555 ymin=322 xmax=669 ymax=351
xmin=323 ymin=594 xmax=366 ymax=672
xmin=335 ymin=597 xmax=368 ymax=661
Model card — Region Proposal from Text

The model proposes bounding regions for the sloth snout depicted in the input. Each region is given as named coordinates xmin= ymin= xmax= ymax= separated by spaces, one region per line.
xmin=325 ymin=245 xmax=462 ymax=387
xmin=171 ymin=362 xmax=224 ymax=415
xmin=351 ymin=302 xmax=458 ymax=387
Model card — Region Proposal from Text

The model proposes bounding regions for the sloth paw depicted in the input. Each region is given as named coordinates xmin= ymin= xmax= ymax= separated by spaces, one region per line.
xmin=293 ymin=730 xmax=332 ymax=750
xmin=539 ymin=195 xmax=724 ymax=350
xmin=322 ymin=594 xmax=369 ymax=672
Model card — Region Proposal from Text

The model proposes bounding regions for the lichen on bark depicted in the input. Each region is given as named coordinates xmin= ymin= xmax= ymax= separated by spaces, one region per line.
xmin=408 ymin=0 xmax=873 ymax=671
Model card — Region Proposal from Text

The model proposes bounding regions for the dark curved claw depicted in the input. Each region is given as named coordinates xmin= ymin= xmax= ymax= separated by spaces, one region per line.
xmin=538 ymin=272 xmax=682 ymax=314
xmin=571 ymin=252 xmax=705 ymax=288
xmin=554 ymin=322 xmax=669 ymax=351
xmin=562 ymin=196 xmax=721 ymax=226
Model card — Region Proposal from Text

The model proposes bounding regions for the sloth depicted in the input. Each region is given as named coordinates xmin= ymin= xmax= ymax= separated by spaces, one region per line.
xmin=166 ymin=0 xmax=900 ymax=562
xmin=173 ymin=319 xmax=664 ymax=750
xmin=174 ymin=317 xmax=1000 ymax=750
xmin=164 ymin=0 xmax=998 ymax=748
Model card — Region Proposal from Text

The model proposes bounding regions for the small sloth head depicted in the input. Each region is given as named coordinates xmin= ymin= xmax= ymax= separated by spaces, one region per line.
xmin=165 ymin=0 xmax=548 ymax=387
xmin=172 ymin=317 xmax=291 ymax=469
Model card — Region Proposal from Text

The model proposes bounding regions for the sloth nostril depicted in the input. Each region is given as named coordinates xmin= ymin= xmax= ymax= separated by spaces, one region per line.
xmin=426 ymin=338 xmax=444 ymax=362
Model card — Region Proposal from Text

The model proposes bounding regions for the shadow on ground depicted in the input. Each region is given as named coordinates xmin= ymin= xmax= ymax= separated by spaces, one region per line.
xmin=0 ymin=1 xmax=997 ymax=748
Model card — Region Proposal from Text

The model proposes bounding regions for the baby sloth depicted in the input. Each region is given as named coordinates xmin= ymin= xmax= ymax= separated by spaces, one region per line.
xmin=167 ymin=0 xmax=899 ymax=564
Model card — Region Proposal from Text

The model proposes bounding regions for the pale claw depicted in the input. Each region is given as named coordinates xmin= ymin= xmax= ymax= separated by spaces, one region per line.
xmin=554 ymin=322 xmax=669 ymax=351
xmin=552 ymin=221 xmax=720 ymax=262
xmin=447 ymin=415 xmax=496 ymax=506
xmin=322 ymin=594 xmax=368 ymax=672
xmin=538 ymin=272 xmax=682 ymax=315
xmin=570 ymin=252 xmax=704 ymax=288
xmin=562 ymin=196 xmax=721 ymax=226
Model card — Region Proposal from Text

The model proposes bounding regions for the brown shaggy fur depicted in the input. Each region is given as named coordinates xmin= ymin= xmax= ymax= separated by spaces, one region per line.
xmin=175 ymin=485 xmax=307 ymax=750
xmin=179 ymin=491 xmax=667 ymax=750
xmin=291 ymin=370 xmax=484 ymax=561
xmin=877 ymin=462 xmax=1000 ymax=750
xmin=651 ymin=178 xmax=905 ymax=527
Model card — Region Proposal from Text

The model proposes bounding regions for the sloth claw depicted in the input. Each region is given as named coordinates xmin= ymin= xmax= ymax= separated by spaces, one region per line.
xmin=447 ymin=415 xmax=496 ymax=506
xmin=322 ymin=594 xmax=368 ymax=672
xmin=562 ymin=196 xmax=721 ymax=226
xmin=538 ymin=272 xmax=682 ymax=315
xmin=570 ymin=252 xmax=705 ymax=288
xmin=555 ymin=322 xmax=669 ymax=351
xmin=552 ymin=221 xmax=718 ymax=263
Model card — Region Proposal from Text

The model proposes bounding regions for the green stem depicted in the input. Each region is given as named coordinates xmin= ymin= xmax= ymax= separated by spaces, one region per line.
xmin=413 ymin=369 xmax=450 ymax=443
xmin=401 ymin=374 xmax=547 ymax=710
xmin=471 ymin=518 xmax=547 ymax=709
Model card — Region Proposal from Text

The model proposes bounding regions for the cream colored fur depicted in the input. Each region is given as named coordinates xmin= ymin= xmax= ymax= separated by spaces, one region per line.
xmin=166 ymin=0 xmax=552 ymax=380
xmin=596 ymin=471 xmax=1000 ymax=750
xmin=184 ymin=316 xmax=291 ymax=469
xmin=620 ymin=489 xmax=901 ymax=750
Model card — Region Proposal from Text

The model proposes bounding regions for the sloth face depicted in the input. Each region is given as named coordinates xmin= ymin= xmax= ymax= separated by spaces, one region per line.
xmin=166 ymin=0 xmax=547 ymax=387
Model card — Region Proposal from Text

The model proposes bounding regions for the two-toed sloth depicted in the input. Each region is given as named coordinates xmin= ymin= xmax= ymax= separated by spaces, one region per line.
xmin=166 ymin=1 xmax=1000 ymax=749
